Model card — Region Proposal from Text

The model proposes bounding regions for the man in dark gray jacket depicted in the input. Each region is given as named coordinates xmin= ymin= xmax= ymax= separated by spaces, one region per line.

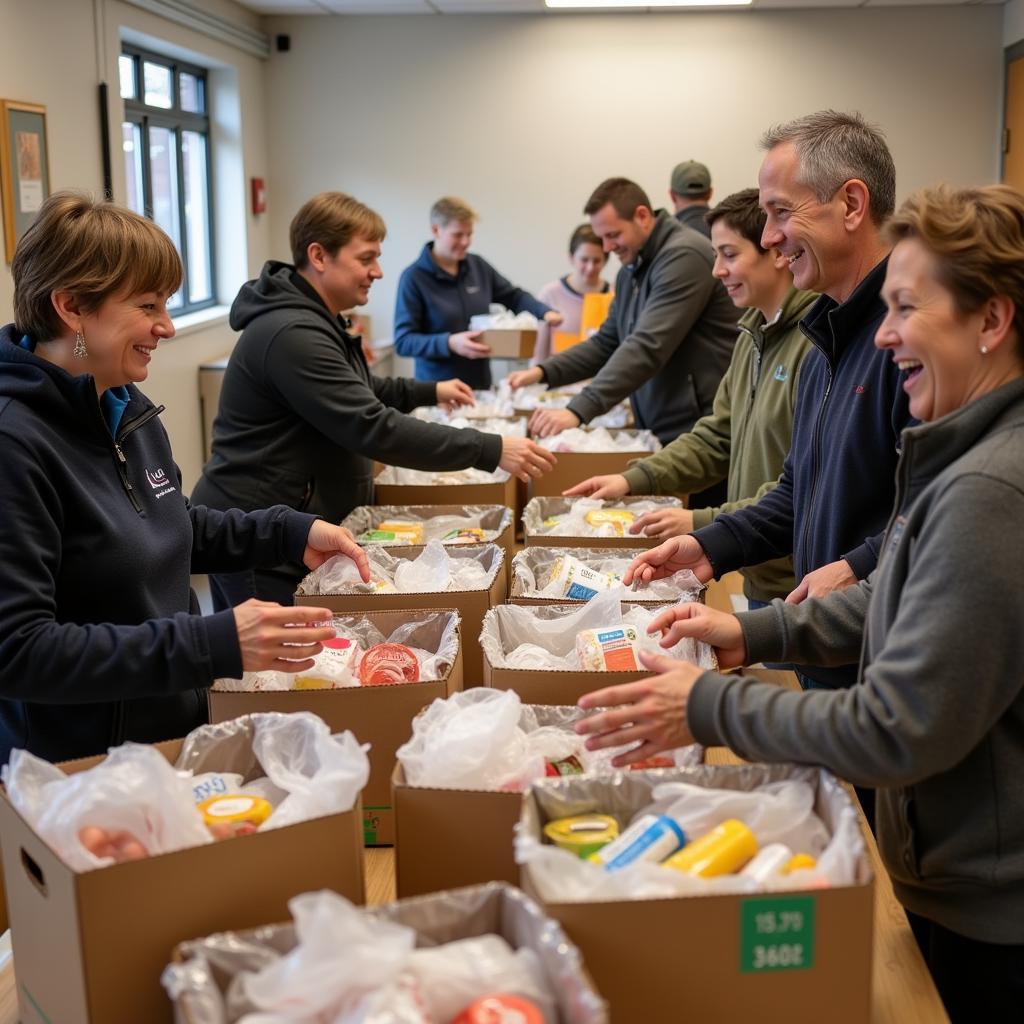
xmin=509 ymin=178 xmax=737 ymax=501
xmin=193 ymin=191 xmax=554 ymax=608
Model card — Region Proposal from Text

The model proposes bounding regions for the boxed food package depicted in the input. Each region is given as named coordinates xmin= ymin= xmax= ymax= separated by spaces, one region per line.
xmin=480 ymin=591 xmax=717 ymax=706
xmin=530 ymin=428 xmax=662 ymax=499
xmin=523 ymin=495 xmax=685 ymax=549
xmin=295 ymin=544 xmax=506 ymax=685
xmin=0 ymin=713 xmax=367 ymax=1024
xmin=209 ymin=611 xmax=463 ymax=845
xmin=392 ymin=688 xmax=702 ymax=898
xmin=163 ymin=882 xmax=608 ymax=1023
xmin=375 ymin=463 xmax=518 ymax=510
xmin=516 ymin=765 xmax=874 ymax=1024
xmin=342 ymin=503 xmax=515 ymax=564
xmin=511 ymin=546 xmax=705 ymax=608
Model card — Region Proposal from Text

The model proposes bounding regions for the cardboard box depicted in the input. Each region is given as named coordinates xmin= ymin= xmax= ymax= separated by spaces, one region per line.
xmin=481 ymin=601 xmax=715 ymax=706
xmin=167 ymin=882 xmax=608 ymax=1024
xmin=375 ymin=471 xmax=517 ymax=510
xmin=509 ymin=545 xmax=705 ymax=609
xmin=0 ymin=737 xmax=365 ymax=1024
xmin=523 ymin=495 xmax=684 ymax=550
xmin=518 ymin=766 xmax=874 ymax=1024
xmin=341 ymin=503 xmax=515 ymax=566
xmin=392 ymin=704 xmax=703 ymax=899
xmin=481 ymin=327 xmax=537 ymax=359
xmin=209 ymin=610 xmax=463 ymax=846
xmin=530 ymin=429 xmax=661 ymax=498
xmin=295 ymin=545 xmax=506 ymax=685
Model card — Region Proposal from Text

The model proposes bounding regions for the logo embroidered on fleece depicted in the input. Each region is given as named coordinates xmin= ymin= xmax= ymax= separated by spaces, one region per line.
xmin=853 ymin=384 xmax=866 ymax=394
xmin=145 ymin=467 xmax=177 ymax=500
xmin=773 ymin=364 xmax=789 ymax=382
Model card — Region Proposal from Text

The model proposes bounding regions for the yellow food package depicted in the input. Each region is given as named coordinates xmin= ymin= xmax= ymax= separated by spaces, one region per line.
xmin=584 ymin=508 xmax=635 ymax=536
xmin=661 ymin=819 xmax=758 ymax=877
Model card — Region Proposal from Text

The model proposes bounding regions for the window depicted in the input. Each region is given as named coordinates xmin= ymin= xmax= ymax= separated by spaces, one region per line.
xmin=120 ymin=47 xmax=215 ymax=314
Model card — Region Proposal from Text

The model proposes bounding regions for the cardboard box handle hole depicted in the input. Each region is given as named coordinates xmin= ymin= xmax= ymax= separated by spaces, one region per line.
xmin=20 ymin=848 xmax=47 ymax=897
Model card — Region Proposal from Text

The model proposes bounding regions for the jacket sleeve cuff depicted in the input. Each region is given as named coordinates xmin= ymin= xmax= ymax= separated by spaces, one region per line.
xmin=842 ymin=542 xmax=878 ymax=580
xmin=687 ymin=671 xmax=732 ymax=747
xmin=473 ymin=431 xmax=504 ymax=472
xmin=203 ymin=608 xmax=244 ymax=680
xmin=567 ymin=394 xmax=602 ymax=425
xmin=622 ymin=464 xmax=655 ymax=495
xmin=691 ymin=521 xmax=742 ymax=579
xmin=538 ymin=358 xmax=566 ymax=388
xmin=412 ymin=380 xmax=439 ymax=408
xmin=283 ymin=510 xmax=319 ymax=561
xmin=689 ymin=507 xmax=714 ymax=529
xmin=738 ymin=605 xmax=788 ymax=665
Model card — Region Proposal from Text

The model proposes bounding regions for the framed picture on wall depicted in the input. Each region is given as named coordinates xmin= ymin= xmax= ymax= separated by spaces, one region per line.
xmin=0 ymin=100 xmax=50 ymax=262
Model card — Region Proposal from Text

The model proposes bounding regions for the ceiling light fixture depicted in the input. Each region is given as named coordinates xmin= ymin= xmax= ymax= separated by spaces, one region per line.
xmin=546 ymin=0 xmax=752 ymax=7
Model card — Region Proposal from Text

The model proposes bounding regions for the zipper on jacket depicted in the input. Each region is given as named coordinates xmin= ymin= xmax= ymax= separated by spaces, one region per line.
xmin=797 ymin=362 xmax=834 ymax=574
xmin=111 ymin=404 xmax=166 ymax=516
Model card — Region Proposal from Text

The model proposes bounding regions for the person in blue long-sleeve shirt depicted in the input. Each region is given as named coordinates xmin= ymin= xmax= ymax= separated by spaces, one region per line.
xmin=394 ymin=196 xmax=561 ymax=389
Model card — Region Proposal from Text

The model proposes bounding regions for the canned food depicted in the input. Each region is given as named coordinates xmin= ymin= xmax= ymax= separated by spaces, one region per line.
xmin=544 ymin=814 xmax=619 ymax=859
xmin=359 ymin=642 xmax=420 ymax=686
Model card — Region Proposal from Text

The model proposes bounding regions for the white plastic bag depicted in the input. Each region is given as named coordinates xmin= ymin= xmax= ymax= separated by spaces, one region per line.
xmin=393 ymin=540 xmax=451 ymax=591
xmin=251 ymin=713 xmax=370 ymax=830
xmin=2 ymin=743 xmax=213 ymax=871
xmin=232 ymin=889 xmax=417 ymax=1021
xmin=536 ymin=427 xmax=660 ymax=454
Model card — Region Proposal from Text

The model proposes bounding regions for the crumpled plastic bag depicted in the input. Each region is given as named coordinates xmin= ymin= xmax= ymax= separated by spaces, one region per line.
xmin=512 ymin=548 xmax=703 ymax=604
xmin=376 ymin=464 xmax=511 ymax=486
xmin=397 ymin=690 xmax=700 ymax=793
xmin=524 ymin=496 xmax=682 ymax=538
xmin=2 ymin=743 xmax=214 ymax=871
xmin=469 ymin=304 xmax=539 ymax=331
xmin=216 ymin=613 xmax=461 ymax=693
xmin=516 ymin=773 xmax=864 ymax=902
xmin=411 ymin=409 xmax=527 ymax=436
xmin=498 ymin=381 xmax=632 ymax=428
xmin=228 ymin=890 xmax=556 ymax=1024
xmin=301 ymin=542 xmax=498 ymax=596
xmin=536 ymin=427 xmax=660 ymax=454
xmin=480 ymin=590 xmax=717 ymax=672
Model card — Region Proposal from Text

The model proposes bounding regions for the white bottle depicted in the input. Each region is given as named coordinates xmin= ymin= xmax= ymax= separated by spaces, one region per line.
xmin=739 ymin=843 xmax=794 ymax=885
xmin=588 ymin=814 xmax=686 ymax=871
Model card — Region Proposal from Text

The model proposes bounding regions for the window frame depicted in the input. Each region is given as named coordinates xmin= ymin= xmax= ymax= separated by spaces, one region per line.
xmin=120 ymin=45 xmax=216 ymax=316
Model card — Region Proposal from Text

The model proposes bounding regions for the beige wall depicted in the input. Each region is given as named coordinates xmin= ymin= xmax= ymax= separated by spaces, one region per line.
xmin=1007 ymin=0 xmax=1024 ymax=47
xmin=0 ymin=0 xmax=271 ymax=491
xmin=264 ymin=7 xmax=1002 ymax=349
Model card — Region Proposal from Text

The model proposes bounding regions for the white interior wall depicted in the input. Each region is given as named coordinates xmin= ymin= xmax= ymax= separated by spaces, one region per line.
xmin=1006 ymin=0 xmax=1024 ymax=46
xmin=0 ymin=0 xmax=271 ymax=492
xmin=264 ymin=8 xmax=1003 ymax=352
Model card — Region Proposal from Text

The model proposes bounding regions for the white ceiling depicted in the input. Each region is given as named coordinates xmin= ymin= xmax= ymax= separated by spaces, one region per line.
xmin=237 ymin=0 xmax=1001 ymax=13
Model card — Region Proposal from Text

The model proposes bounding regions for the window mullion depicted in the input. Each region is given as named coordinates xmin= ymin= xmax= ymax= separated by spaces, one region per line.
xmin=175 ymin=125 xmax=191 ymax=311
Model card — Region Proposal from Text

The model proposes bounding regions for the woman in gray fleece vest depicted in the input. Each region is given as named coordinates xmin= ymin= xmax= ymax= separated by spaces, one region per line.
xmin=575 ymin=184 xmax=1024 ymax=1023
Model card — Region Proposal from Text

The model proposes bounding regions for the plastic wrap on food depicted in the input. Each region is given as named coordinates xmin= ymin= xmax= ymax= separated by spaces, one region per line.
xmin=511 ymin=547 xmax=704 ymax=604
xmin=344 ymin=505 xmax=513 ymax=548
xmin=297 ymin=541 xmax=502 ymax=597
xmin=162 ymin=883 xmax=609 ymax=1024
xmin=479 ymin=590 xmax=717 ymax=672
xmin=410 ymin=409 xmax=529 ymax=436
xmin=536 ymin=427 xmax=661 ymax=454
xmin=376 ymin=464 xmax=512 ymax=486
xmin=523 ymin=496 xmax=683 ymax=539
xmin=214 ymin=611 xmax=461 ymax=693
xmin=515 ymin=765 xmax=869 ymax=903
xmin=410 ymin=388 xmax=517 ymax=421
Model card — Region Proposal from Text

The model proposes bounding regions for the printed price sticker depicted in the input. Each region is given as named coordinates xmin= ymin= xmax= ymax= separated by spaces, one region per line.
xmin=739 ymin=896 xmax=815 ymax=974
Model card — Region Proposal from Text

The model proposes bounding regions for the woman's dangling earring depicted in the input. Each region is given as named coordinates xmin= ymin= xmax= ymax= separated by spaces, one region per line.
xmin=73 ymin=330 xmax=87 ymax=359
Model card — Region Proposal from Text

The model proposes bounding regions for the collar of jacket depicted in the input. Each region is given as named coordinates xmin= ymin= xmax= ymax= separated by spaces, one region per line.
xmin=0 ymin=326 xmax=150 ymax=441
xmin=417 ymin=241 xmax=466 ymax=282
xmin=738 ymin=287 xmax=819 ymax=351
xmin=288 ymin=268 xmax=354 ymax=334
xmin=896 ymin=376 xmax=1024 ymax=497
xmin=632 ymin=209 xmax=676 ymax=274
xmin=800 ymin=256 xmax=889 ymax=365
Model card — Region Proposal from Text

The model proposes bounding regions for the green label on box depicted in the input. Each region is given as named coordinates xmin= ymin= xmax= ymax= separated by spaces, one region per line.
xmin=739 ymin=896 xmax=815 ymax=973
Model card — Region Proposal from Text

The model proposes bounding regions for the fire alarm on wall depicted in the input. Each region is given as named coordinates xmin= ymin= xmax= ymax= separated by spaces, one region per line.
xmin=251 ymin=177 xmax=267 ymax=215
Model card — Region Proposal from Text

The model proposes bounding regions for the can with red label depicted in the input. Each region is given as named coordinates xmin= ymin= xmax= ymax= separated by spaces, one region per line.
xmin=359 ymin=642 xmax=420 ymax=686
xmin=452 ymin=994 xmax=544 ymax=1024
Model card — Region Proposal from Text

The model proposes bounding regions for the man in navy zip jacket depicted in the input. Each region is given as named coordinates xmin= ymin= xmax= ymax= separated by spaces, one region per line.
xmin=627 ymin=110 xmax=911 ymax=693
xmin=394 ymin=196 xmax=559 ymax=389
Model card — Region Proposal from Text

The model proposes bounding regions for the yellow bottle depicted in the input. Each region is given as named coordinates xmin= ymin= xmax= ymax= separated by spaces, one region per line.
xmin=783 ymin=853 xmax=817 ymax=874
xmin=661 ymin=819 xmax=758 ymax=877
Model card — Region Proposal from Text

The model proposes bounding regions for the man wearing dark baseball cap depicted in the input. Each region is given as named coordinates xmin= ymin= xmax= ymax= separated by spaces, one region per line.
xmin=670 ymin=160 xmax=713 ymax=237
